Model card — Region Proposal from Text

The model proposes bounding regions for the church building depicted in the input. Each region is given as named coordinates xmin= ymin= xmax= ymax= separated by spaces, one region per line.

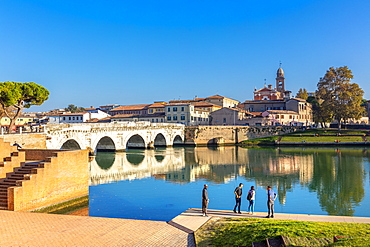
xmin=239 ymin=66 xmax=313 ymax=126
xmin=253 ymin=66 xmax=292 ymax=100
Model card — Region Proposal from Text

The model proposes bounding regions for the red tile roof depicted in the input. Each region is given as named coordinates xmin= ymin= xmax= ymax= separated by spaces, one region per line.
xmin=249 ymin=112 xmax=263 ymax=116
xmin=148 ymin=103 xmax=166 ymax=108
xmin=265 ymin=110 xmax=298 ymax=115
xmin=191 ymin=101 xmax=222 ymax=108
xmin=206 ymin=95 xmax=239 ymax=102
xmin=110 ymin=104 xmax=151 ymax=111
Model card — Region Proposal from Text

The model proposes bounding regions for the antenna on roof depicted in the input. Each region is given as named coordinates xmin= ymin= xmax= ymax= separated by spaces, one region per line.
xmin=264 ymin=79 xmax=267 ymax=87
xmin=279 ymin=61 xmax=282 ymax=68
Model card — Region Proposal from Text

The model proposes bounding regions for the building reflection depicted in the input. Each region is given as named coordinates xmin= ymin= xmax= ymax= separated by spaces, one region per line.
xmin=89 ymin=146 xmax=369 ymax=216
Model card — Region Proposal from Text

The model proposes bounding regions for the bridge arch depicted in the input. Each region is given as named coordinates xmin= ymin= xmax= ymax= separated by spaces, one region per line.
xmin=173 ymin=135 xmax=183 ymax=146
xmin=61 ymin=139 xmax=81 ymax=150
xmin=96 ymin=136 xmax=116 ymax=152
xmin=126 ymin=134 xmax=146 ymax=149
xmin=154 ymin=133 xmax=167 ymax=147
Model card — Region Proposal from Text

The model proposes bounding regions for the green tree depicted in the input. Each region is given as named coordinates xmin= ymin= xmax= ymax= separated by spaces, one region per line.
xmin=316 ymin=66 xmax=364 ymax=129
xmin=296 ymin=88 xmax=308 ymax=100
xmin=0 ymin=82 xmax=49 ymax=133
xmin=360 ymin=99 xmax=368 ymax=117
xmin=65 ymin=104 xmax=85 ymax=113
xmin=310 ymin=98 xmax=333 ymax=128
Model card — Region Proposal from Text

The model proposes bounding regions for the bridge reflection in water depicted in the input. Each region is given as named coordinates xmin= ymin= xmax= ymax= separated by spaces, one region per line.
xmin=89 ymin=147 xmax=370 ymax=220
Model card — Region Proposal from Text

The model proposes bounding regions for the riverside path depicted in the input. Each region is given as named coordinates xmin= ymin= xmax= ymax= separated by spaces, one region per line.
xmin=1 ymin=208 xmax=370 ymax=246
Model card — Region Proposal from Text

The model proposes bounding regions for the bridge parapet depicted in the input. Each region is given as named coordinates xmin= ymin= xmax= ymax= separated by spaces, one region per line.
xmin=45 ymin=122 xmax=185 ymax=151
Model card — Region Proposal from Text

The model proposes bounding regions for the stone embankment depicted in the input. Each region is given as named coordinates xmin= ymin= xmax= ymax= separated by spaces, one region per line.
xmin=0 ymin=133 xmax=47 ymax=149
xmin=0 ymin=139 xmax=88 ymax=211
xmin=185 ymin=125 xmax=301 ymax=146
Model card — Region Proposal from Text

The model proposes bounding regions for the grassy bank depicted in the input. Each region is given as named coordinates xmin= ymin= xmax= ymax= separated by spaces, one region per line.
xmin=195 ymin=217 xmax=370 ymax=247
xmin=240 ymin=129 xmax=369 ymax=146
xmin=32 ymin=195 xmax=88 ymax=215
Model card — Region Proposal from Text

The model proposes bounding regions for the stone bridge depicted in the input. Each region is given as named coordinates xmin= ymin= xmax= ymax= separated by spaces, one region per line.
xmin=44 ymin=122 xmax=185 ymax=151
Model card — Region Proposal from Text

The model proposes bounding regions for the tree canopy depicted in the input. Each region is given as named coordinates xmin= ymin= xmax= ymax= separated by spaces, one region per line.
xmin=65 ymin=104 xmax=85 ymax=113
xmin=296 ymin=88 xmax=308 ymax=100
xmin=0 ymin=81 xmax=49 ymax=132
xmin=316 ymin=66 xmax=364 ymax=127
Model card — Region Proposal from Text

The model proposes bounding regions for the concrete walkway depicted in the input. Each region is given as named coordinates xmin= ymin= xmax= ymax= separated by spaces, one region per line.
xmin=0 ymin=209 xmax=369 ymax=247
xmin=180 ymin=208 xmax=370 ymax=224
xmin=0 ymin=210 xmax=194 ymax=247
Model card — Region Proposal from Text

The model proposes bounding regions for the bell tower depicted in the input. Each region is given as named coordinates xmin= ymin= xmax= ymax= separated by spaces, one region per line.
xmin=276 ymin=63 xmax=285 ymax=93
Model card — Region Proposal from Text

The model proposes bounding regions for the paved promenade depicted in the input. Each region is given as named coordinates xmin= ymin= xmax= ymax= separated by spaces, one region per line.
xmin=0 ymin=210 xmax=194 ymax=247
xmin=182 ymin=208 xmax=370 ymax=224
xmin=0 ymin=209 xmax=369 ymax=246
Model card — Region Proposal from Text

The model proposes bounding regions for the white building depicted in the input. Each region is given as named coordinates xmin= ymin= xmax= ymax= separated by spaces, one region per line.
xmin=111 ymin=113 xmax=166 ymax=123
xmin=49 ymin=110 xmax=110 ymax=124
xmin=165 ymin=103 xmax=210 ymax=125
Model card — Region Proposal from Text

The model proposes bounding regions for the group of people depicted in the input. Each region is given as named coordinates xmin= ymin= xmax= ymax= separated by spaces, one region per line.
xmin=202 ymin=183 xmax=277 ymax=218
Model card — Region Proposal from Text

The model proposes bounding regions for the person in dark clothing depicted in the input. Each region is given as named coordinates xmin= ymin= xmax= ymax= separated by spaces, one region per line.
xmin=202 ymin=184 xmax=209 ymax=217
xmin=233 ymin=183 xmax=243 ymax=213
xmin=266 ymin=186 xmax=277 ymax=218
xmin=13 ymin=141 xmax=22 ymax=150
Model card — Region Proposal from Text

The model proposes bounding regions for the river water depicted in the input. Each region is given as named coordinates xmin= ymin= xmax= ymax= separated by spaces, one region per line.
xmin=88 ymin=146 xmax=370 ymax=221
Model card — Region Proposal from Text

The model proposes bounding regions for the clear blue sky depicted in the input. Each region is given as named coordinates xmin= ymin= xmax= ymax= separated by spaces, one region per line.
xmin=1 ymin=0 xmax=369 ymax=112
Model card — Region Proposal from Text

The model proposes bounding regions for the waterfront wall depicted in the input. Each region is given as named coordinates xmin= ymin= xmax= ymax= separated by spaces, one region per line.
xmin=185 ymin=125 xmax=301 ymax=145
xmin=0 ymin=133 xmax=47 ymax=149
xmin=0 ymin=139 xmax=26 ymax=179
xmin=8 ymin=149 xmax=89 ymax=211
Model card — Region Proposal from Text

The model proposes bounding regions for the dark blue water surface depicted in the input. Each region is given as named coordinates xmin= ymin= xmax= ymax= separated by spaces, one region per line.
xmin=89 ymin=147 xmax=370 ymax=221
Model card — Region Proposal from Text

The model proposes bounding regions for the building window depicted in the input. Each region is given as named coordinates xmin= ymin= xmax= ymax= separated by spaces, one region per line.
xmin=168 ymin=108 xmax=170 ymax=112
xmin=69 ymin=117 xmax=71 ymax=120
xmin=223 ymin=118 xmax=226 ymax=123
xmin=281 ymin=115 xmax=284 ymax=119
xmin=173 ymin=107 xmax=177 ymax=112
xmin=63 ymin=117 xmax=65 ymax=120
xmin=181 ymin=115 xmax=185 ymax=120
xmin=191 ymin=116 xmax=194 ymax=121
xmin=167 ymin=116 xmax=171 ymax=121
xmin=181 ymin=107 xmax=184 ymax=111
xmin=149 ymin=109 xmax=153 ymax=113
xmin=173 ymin=115 xmax=178 ymax=121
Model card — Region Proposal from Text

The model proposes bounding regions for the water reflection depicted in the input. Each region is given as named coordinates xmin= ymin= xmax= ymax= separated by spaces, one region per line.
xmin=89 ymin=146 xmax=370 ymax=217
xmin=308 ymin=149 xmax=365 ymax=216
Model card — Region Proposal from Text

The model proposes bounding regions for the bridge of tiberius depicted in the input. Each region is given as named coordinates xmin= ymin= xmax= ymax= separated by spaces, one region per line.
xmin=44 ymin=122 xmax=185 ymax=151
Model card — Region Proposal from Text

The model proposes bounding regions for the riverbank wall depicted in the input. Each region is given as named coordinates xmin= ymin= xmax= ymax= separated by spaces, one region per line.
xmin=0 ymin=139 xmax=89 ymax=212
xmin=8 ymin=149 xmax=89 ymax=211
xmin=0 ymin=140 xmax=26 ymax=178
xmin=184 ymin=125 xmax=301 ymax=146
xmin=0 ymin=133 xmax=47 ymax=149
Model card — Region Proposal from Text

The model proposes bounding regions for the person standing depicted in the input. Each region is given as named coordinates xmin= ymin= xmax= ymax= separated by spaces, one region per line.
xmin=202 ymin=184 xmax=209 ymax=217
xmin=233 ymin=183 xmax=243 ymax=214
xmin=266 ymin=186 xmax=277 ymax=218
xmin=247 ymin=186 xmax=256 ymax=215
